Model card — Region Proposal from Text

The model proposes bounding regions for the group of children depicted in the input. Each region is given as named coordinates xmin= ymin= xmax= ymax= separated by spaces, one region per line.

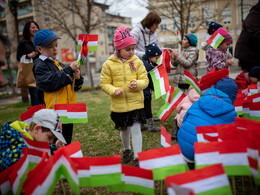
xmin=1 ymin=20 xmax=260 ymax=172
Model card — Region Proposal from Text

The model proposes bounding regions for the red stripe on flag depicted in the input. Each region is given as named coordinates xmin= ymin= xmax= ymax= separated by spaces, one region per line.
xmin=78 ymin=34 xmax=98 ymax=42
xmin=20 ymin=105 xmax=45 ymax=121
xmin=71 ymin=157 xmax=91 ymax=169
xmin=0 ymin=163 xmax=14 ymax=185
xmin=249 ymin=102 xmax=260 ymax=110
xmin=234 ymin=92 xmax=247 ymax=107
xmin=157 ymin=64 xmax=170 ymax=92
xmin=88 ymin=155 xmax=121 ymax=166
xmin=55 ymin=103 xmax=87 ymax=112
xmin=235 ymin=117 xmax=248 ymax=130
xmin=167 ymin=86 xmax=175 ymax=103
xmin=219 ymin=140 xmax=247 ymax=154
xmin=23 ymin=135 xmax=50 ymax=151
xmin=218 ymin=126 xmax=248 ymax=143
xmin=54 ymin=140 xmax=82 ymax=156
xmin=194 ymin=142 xmax=220 ymax=154
xmin=161 ymin=126 xmax=171 ymax=145
xmin=206 ymin=31 xmax=219 ymax=45
xmin=184 ymin=70 xmax=200 ymax=88
xmin=248 ymin=157 xmax=258 ymax=169
xmin=138 ymin=145 xmax=181 ymax=161
xmin=122 ymin=165 xmax=153 ymax=179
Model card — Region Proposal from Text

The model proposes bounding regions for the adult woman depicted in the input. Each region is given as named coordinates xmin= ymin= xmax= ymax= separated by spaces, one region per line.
xmin=17 ymin=21 xmax=43 ymax=106
xmin=130 ymin=11 xmax=161 ymax=58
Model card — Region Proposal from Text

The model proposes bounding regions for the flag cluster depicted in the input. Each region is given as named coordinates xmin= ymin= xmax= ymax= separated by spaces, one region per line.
xmin=156 ymin=49 xmax=171 ymax=73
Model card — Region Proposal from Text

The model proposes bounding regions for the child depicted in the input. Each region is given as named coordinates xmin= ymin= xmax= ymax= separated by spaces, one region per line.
xmin=33 ymin=29 xmax=84 ymax=144
xmin=236 ymin=66 xmax=260 ymax=89
xmin=141 ymin=42 xmax=162 ymax=132
xmin=206 ymin=27 xmax=234 ymax=73
xmin=0 ymin=109 xmax=65 ymax=171
xmin=172 ymin=86 xmax=200 ymax=139
xmin=100 ymin=27 xmax=149 ymax=167
xmin=177 ymin=78 xmax=238 ymax=169
xmin=168 ymin=33 xmax=199 ymax=93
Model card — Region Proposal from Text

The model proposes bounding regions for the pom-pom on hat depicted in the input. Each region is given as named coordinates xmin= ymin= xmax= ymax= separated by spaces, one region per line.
xmin=114 ymin=26 xmax=136 ymax=51
xmin=207 ymin=21 xmax=223 ymax=35
xmin=249 ymin=66 xmax=260 ymax=79
xmin=217 ymin=27 xmax=232 ymax=43
xmin=185 ymin=33 xmax=198 ymax=47
xmin=214 ymin=78 xmax=238 ymax=104
xmin=34 ymin=29 xmax=60 ymax=47
xmin=145 ymin=42 xmax=162 ymax=58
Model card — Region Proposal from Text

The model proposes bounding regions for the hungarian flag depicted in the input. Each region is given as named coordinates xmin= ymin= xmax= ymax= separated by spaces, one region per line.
xmin=71 ymin=157 xmax=91 ymax=187
xmin=218 ymin=124 xmax=248 ymax=143
xmin=206 ymin=30 xmax=225 ymax=49
xmin=196 ymin=125 xmax=219 ymax=143
xmin=184 ymin=70 xmax=201 ymax=95
xmin=54 ymin=140 xmax=83 ymax=157
xmin=149 ymin=64 xmax=170 ymax=99
xmin=54 ymin=103 xmax=88 ymax=124
xmin=9 ymin=148 xmax=46 ymax=195
xmin=161 ymin=126 xmax=171 ymax=147
xmin=109 ymin=165 xmax=155 ymax=195
xmin=138 ymin=145 xmax=187 ymax=180
xmin=242 ymin=100 xmax=251 ymax=119
xmin=77 ymin=34 xmax=98 ymax=66
xmin=248 ymin=102 xmax=260 ymax=121
xmin=248 ymin=84 xmax=258 ymax=95
xmin=219 ymin=140 xmax=251 ymax=176
xmin=235 ymin=117 xmax=248 ymax=130
xmin=165 ymin=164 xmax=232 ymax=195
xmin=0 ymin=164 xmax=14 ymax=195
xmin=23 ymin=148 xmax=79 ymax=195
xmin=157 ymin=49 xmax=171 ymax=73
xmin=234 ymin=92 xmax=247 ymax=115
xmin=157 ymin=88 xmax=186 ymax=122
xmin=88 ymin=155 xmax=121 ymax=187
xmin=23 ymin=135 xmax=51 ymax=155
xmin=20 ymin=105 xmax=46 ymax=124
xmin=163 ymin=86 xmax=174 ymax=103
xmin=194 ymin=142 xmax=220 ymax=169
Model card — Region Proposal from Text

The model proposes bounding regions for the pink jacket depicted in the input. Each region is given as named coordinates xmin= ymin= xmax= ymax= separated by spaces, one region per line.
xmin=176 ymin=89 xmax=200 ymax=127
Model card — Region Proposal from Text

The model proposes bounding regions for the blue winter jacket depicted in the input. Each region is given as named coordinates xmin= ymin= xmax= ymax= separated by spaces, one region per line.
xmin=177 ymin=87 xmax=237 ymax=161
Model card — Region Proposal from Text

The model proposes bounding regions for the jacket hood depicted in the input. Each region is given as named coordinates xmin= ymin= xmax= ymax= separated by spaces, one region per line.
xmin=135 ymin=22 xmax=154 ymax=35
xmin=198 ymin=87 xmax=235 ymax=117
xmin=107 ymin=54 xmax=139 ymax=63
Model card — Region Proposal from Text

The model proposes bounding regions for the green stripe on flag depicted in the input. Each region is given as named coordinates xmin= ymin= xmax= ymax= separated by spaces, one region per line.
xmin=247 ymin=116 xmax=260 ymax=121
xmin=88 ymin=46 xmax=98 ymax=51
xmin=197 ymin=185 xmax=232 ymax=195
xmin=224 ymin=165 xmax=251 ymax=176
xmin=236 ymin=110 xmax=243 ymax=116
xmin=152 ymin=164 xmax=187 ymax=181
xmin=79 ymin=177 xmax=92 ymax=187
xmin=59 ymin=116 xmax=88 ymax=124
xmin=109 ymin=183 xmax=154 ymax=195
xmin=212 ymin=36 xmax=224 ymax=49
xmin=90 ymin=173 xmax=121 ymax=187
xmin=150 ymin=70 xmax=162 ymax=99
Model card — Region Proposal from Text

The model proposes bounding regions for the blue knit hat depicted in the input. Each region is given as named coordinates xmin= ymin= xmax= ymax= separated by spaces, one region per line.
xmin=207 ymin=21 xmax=223 ymax=35
xmin=185 ymin=33 xmax=197 ymax=47
xmin=34 ymin=29 xmax=60 ymax=47
xmin=215 ymin=78 xmax=238 ymax=104
xmin=145 ymin=42 xmax=162 ymax=58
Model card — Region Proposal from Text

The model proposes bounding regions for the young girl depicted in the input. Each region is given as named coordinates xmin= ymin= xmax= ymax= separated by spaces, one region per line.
xmin=206 ymin=27 xmax=234 ymax=73
xmin=168 ymin=33 xmax=199 ymax=93
xmin=100 ymin=27 xmax=149 ymax=167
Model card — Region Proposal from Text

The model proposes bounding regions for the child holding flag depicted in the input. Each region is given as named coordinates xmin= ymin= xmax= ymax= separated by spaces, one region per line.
xmin=0 ymin=109 xmax=65 ymax=171
xmin=141 ymin=42 xmax=162 ymax=132
xmin=168 ymin=33 xmax=199 ymax=93
xmin=100 ymin=26 xmax=149 ymax=167
xmin=33 ymin=30 xmax=84 ymax=144
xmin=206 ymin=27 xmax=234 ymax=73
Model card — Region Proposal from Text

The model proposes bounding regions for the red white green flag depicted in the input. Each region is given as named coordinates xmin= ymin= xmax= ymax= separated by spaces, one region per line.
xmin=196 ymin=125 xmax=219 ymax=143
xmin=234 ymin=92 xmax=247 ymax=115
xmin=71 ymin=157 xmax=91 ymax=187
xmin=184 ymin=70 xmax=201 ymax=95
xmin=23 ymin=135 xmax=51 ymax=155
xmin=161 ymin=126 xmax=171 ymax=147
xmin=248 ymin=84 xmax=258 ymax=96
xmin=109 ymin=165 xmax=155 ymax=195
xmin=88 ymin=155 xmax=121 ymax=187
xmin=207 ymin=30 xmax=225 ymax=49
xmin=149 ymin=64 xmax=170 ymax=99
xmin=157 ymin=49 xmax=171 ymax=73
xmin=248 ymin=102 xmax=260 ymax=121
xmin=55 ymin=140 xmax=83 ymax=158
xmin=54 ymin=103 xmax=88 ymax=124
xmin=157 ymin=88 xmax=186 ymax=122
xmin=165 ymin=164 xmax=232 ymax=195
xmin=138 ymin=145 xmax=187 ymax=180
xmin=0 ymin=164 xmax=14 ymax=195
xmin=20 ymin=105 xmax=46 ymax=124
xmin=163 ymin=86 xmax=174 ymax=103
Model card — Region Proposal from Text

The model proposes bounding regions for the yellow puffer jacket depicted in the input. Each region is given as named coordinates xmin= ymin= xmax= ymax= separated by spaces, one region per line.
xmin=100 ymin=55 xmax=149 ymax=112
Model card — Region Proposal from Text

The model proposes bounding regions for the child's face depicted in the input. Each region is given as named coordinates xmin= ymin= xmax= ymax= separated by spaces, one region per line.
xmin=182 ymin=37 xmax=190 ymax=48
xmin=119 ymin=44 xmax=135 ymax=60
xmin=249 ymin=76 xmax=259 ymax=84
xmin=37 ymin=39 xmax=58 ymax=59
xmin=32 ymin=125 xmax=56 ymax=144
xmin=219 ymin=42 xmax=231 ymax=51
xmin=149 ymin=56 xmax=160 ymax=63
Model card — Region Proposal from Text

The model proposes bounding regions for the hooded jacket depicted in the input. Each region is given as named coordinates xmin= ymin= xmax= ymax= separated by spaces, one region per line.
xmin=235 ymin=70 xmax=253 ymax=89
xmin=100 ymin=54 xmax=149 ymax=112
xmin=177 ymin=87 xmax=237 ymax=161
xmin=130 ymin=23 xmax=158 ymax=58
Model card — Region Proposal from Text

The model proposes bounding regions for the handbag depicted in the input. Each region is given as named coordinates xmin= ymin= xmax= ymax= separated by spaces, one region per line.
xmin=16 ymin=55 xmax=36 ymax=88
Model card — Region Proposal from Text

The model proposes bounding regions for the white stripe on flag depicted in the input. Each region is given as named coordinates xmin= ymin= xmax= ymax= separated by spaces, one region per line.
xmin=24 ymin=139 xmax=50 ymax=155
xmin=67 ymin=112 xmax=87 ymax=119
xmin=159 ymin=77 xmax=166 ymax=95
xmin=12 ymin=159 xmax=29 ymax=194
xmin=139 ymin=154 xmax=185 ymax=169
xmin=78 ymin=170 xmax=91 ymax=178
xmin=253 ymin=97 xmax=260 ymax=102
xmin=243 ymin=108 xmax=249 ymax=114
xmin=247 ymin=148 xmax=258 ymax=159
xmin=90 ymin=164 xmax=121 ymax=175
xmin=211 ymin=33 xmax=222 ymax=47
xmin=197 ymin=134 xmax=204 ymax=142
xmin=249 ymin=110 xmax=260 ymax=116
xmin=181 ymin=174 xmax=229 ymax=194
xmin=88 ymin=41 xmax=98 ymax=47
xmin=55 ymin=110 xmax=67 ymax=116
xmin=220 ymin=153 xmax=249 ymax=166
xmin=250 ymin=167 xmax=258 ymax=178
xmin=161 ymin=135 xmax=171 ymax=147
xmin=184 ymin=76 xmax=200 ymax=92
xmin=204 ymin=133 xmax=218 ymax=142
xmin=70 ymin=150 xmax=83 ymax=158
xmin=195 ymin=152 xmax=220 ymax=166
xmin=122 ymin=175 xmax=154 ymax=188
xmin=235 ymin=106 xmax=243 ymax=112
xmin=28 ymin=154 xmax=43 ymax=164
xmin=154 ymin=67 xmax=160 ymax=79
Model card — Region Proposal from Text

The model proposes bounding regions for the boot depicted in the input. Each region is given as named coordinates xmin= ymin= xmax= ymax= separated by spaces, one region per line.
xmin=171 ymin=120 xmax=179 ymax=140
xmin=147 ymin=118 xmax=161 ymax=132
xmin=141 ymin=123 xmax=148 ymax=131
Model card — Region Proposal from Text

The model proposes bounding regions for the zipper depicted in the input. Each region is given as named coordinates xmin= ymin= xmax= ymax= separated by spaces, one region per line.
xmin=123 ymin=61 xmax=129 ymax=111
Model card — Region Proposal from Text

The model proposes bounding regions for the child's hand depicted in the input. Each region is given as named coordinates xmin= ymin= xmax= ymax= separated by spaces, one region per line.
xmin=227 ymin=58 xmax=234 ymax=66
xmin=27 ymin=51 xmax=37 ymax=58
xmin=115 ymin=88 xmax=123 ymax=96
xmin=70 ymin=61 xmax=78 ymax=71
xmin=74 ymin=69 xmax=81 ymax=79
xmin=129 ymin=80 xmax=137 ymax=89
xmin=55 ymin=140 xmax=65 ymax=149
xmin=167 ymin=48 xmax=174 ymax=56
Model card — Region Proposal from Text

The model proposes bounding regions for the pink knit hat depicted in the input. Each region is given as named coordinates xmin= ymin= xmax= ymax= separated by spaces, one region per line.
xmin=217 ymin=27 xmax=232 ymax=43
xmin=114 ymin=26 xmax=136 ymax=51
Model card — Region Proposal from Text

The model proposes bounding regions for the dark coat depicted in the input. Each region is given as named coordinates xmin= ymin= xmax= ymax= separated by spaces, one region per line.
xmin=234 ymin=2 xmax=260 ymax=71
xmin=16 ymin=38 xmax=39 ymax=61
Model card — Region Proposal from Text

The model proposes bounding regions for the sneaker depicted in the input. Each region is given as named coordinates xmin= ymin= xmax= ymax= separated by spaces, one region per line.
xmin=122 ymin=149 xmax=132 ymax=164
xmin=147 ymin=118 xmax=161 ymax=132
xmin=133 ymin=158 xmax=139 ymax=167
xmin=141 ymin=124 xmax=148 ymax=131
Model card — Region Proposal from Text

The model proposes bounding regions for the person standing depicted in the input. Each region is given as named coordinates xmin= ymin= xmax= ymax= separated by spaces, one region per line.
xmin=130 ymin=11 xmax=161 ymax=58
xmin=17 ymin=21 xmax=44 ymax=105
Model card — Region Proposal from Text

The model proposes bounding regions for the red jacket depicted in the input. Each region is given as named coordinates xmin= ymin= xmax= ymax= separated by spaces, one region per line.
xmin=235 ymin=70 xmax=253 ymax=89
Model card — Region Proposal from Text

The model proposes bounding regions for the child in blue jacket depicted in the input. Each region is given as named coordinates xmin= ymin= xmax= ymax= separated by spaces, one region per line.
xmin=177 ymin=78 xmax=238 ymax=169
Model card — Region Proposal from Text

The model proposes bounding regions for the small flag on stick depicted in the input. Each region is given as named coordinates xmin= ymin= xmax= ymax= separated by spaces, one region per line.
xmin=207 ymin=31 xmax=224 ymax=49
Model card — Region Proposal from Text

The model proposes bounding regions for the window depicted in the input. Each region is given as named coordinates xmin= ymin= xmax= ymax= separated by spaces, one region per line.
xmin=188 ymin=12 xmax=195 ymax=28
xmin=160 ymin=16 xmax=167 ymax=32
xmin=44 ymin=14 xmax=49 ymax=23
xmin=222 ymin=8 xmax=232 ymax=25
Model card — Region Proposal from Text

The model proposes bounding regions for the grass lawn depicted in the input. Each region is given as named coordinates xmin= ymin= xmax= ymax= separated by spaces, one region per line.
xmin=0 ymin=89 xmax=257 ymax=194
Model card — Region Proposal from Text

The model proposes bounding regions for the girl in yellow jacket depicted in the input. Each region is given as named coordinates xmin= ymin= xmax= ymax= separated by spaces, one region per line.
xmin=100 ymin=27 xmax=149 ymax=167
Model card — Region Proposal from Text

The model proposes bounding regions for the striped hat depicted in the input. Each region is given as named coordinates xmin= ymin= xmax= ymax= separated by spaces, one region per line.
xmin=217 ymin=27 xmax=232 ymax=43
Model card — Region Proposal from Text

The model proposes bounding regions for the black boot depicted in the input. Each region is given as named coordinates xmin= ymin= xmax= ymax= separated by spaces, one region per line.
xmin=171 ymin=120 xmax=179 ymax=140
